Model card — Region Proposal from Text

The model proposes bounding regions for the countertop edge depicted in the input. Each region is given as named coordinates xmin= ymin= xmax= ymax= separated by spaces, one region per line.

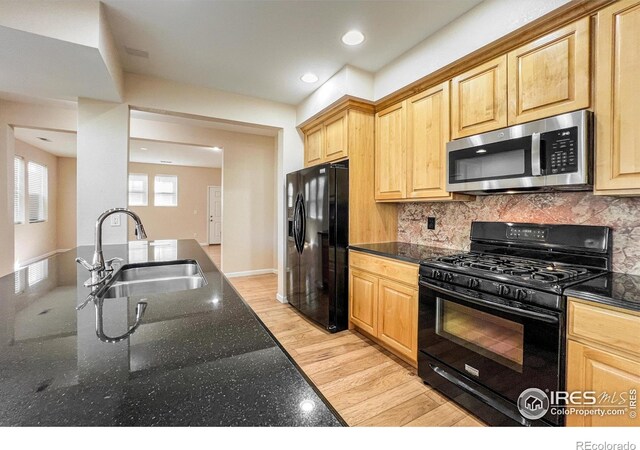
xmin=348 ymin=245 xmax=421 ymax=265
xmin=564 ymin=289 xmax=640 ymax=313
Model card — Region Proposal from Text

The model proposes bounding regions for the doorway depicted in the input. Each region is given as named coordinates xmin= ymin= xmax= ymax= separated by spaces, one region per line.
xmin=208 ymin=186 xmax=222 ymax=245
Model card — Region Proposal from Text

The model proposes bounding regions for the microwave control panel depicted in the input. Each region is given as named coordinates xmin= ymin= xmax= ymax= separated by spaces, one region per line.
xmin=542 ymin=126 xmax=579 ymax=175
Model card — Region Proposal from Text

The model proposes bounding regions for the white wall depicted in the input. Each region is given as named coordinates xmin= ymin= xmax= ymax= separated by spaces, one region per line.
xmin=0 ymin=100 xmax=77 ymax=277
xmin=76 ymin=98 xmax=129 ymax=246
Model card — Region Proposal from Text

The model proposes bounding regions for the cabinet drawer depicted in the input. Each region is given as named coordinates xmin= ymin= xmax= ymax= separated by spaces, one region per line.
xmin=568 ymin=299 xmax=640 ymax=357
xmin=349 ymin=251 xmax=418 ymax=286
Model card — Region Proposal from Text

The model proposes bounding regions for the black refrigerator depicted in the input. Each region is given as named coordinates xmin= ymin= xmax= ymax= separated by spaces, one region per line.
xmin=286 ymin=161 xmax=349 ymax=333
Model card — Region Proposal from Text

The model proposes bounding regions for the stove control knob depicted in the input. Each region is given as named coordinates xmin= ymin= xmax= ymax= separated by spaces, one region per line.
xmin=515 ymin=289 xmax=528 ymax=301
xmin=498 ymin=285 xmax=510 ymax=296
xmin=433 ymin=270 xmax=442 ymax=279
xmin=468 ymin=278 xmax=479 ymax=289
xmin=443 ymin=273 xmax=454 ymax=282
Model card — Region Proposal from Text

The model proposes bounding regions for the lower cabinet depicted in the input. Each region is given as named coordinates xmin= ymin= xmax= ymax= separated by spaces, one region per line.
xmin=566 ymin=298 xmax=640 ymax=427
xmin=349 ymin=251 xmax=419 ymax=366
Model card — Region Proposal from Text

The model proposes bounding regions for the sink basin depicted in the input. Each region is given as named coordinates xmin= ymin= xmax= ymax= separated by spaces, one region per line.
xmin=100 ymin=260 xmax=207 ymax=299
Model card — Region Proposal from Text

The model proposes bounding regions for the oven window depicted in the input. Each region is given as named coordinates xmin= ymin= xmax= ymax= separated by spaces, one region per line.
xmin=453 ymin=148 xmax=525 ymax=182
xmin=436 ymin=298 xmax=524 ymax=372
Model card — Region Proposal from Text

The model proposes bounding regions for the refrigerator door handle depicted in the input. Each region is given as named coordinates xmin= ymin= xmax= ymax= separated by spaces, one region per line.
xmin=293 ymin=194 xmax=302 ymax=253
xmin=299 ymin=194 xmax=306 ymax=254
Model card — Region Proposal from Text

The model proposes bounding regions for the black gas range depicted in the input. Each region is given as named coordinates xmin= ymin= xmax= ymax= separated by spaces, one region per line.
xmin=417 ymin=221 xmax=611 ymax=427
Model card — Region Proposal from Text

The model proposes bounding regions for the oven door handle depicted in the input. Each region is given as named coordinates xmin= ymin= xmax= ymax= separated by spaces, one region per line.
xmin=428 ymin=362 xmax=532 ymax=427
xmin=419 ymin=280 xmax=559 ymax=324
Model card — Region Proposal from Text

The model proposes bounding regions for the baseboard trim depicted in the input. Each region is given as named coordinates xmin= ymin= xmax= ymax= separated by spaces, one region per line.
xmin=17 ymin=249 xmax=68 ymax=268
xmin=276 ymin=293 xmax=288 ymax=304
xmin=224 ymin=268 xmax=277 ymax=278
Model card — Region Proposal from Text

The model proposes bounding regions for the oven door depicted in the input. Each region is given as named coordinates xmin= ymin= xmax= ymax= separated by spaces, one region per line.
xmin=418 ymin=280 xmax=563 ymax=424
xmin=446 ymin=134 xmax=544 ymax=193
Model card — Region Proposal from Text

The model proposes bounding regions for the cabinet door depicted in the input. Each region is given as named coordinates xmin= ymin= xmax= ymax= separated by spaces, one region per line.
xmin=324 ymin=111 xmax=348 ymax=162
xmin=304 ymin=124 xmax=324 ymax=167
xmin=406 ymin=82 xmax=450 ymax=199
xmin=595 ymin=0 xmax=640 ymax=195
xmin=377 ymin=279 xmax=418 ymax=363
xmin=451 ymin=55 xmax=507 ymax=139
xmin=349 ymin=269 xmax=379 ymax=335
xmin=375 ymin=101 xmax=406 ymax=200
xmin=508 ymin=17 xmax=590 ymax=125
xmin=566 ymin=340 xmax=640 ymax=427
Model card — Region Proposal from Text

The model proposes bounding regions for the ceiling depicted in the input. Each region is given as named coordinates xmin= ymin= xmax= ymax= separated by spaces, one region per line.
xmin=13 ymin=127 xmax=76 ymax=157
xmin=13 ymin=127 xmax=221 ymax=169
xmin=102 ymin=0 xmax=482 ymax=105
xmin=130 ymin=139 xmax=222 ymax=168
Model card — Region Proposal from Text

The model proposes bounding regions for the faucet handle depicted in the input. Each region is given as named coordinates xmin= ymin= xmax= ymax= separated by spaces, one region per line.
xmin=105 ymin=257 xmax=123 ymax=271
xmin=75 ymin=257 xmax=94 ymax=271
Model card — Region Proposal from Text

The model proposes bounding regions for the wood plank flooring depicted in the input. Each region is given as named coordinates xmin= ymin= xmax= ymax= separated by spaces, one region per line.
xmin=205 ymin=249 xmax=484 ymax=427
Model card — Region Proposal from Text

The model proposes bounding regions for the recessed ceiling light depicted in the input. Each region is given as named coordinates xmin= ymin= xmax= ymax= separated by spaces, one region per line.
xmin=140 ymin=147 xmax=148 ymax=150
xmin=300 ymin=73 xmax=319 ymax=83
xmin=211 ymin=146 xmax=223 ymax=152
xmin=160 ymin=160 xmax=172 ymax=164
xmin=37 ymin=137 xmax=52 ymax=142
xmin=342 ymin=30 xmax=365 ymax=46
xmin=476 ymin=149 xmax=487 ymax=154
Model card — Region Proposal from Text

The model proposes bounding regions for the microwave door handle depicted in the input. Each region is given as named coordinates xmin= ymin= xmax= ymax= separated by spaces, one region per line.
xmin=531 ymin=132 xmax=542 ymax=176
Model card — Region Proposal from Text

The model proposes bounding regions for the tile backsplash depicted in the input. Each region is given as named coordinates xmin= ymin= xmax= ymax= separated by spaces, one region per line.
xmin=397 ymin=192 xmax=640 ymax=275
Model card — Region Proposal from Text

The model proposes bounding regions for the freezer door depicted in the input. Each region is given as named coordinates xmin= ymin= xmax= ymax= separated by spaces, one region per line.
xmin=285 ymin=172 xmax=301 ymax=309
xmin=298 ymin=165 xmax=331 ymax=328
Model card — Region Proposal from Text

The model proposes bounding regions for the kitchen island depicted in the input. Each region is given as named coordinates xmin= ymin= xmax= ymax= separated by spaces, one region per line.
xmin=0 ymin=240 xmax=342 ymax=426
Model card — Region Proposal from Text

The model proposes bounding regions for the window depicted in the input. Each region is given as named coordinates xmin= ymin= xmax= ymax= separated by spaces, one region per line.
xmin=27 ymin=259 xmax=48 ymax=287
xmin=14 ymin=157 xmax=25 ymax=224
xmin=27 ymin=162 xmax=48 ymax=223
xmin=154 ymin=175 xmax=178 ymax=207
xmin=128 ymin=173 xmax=148 ymax=206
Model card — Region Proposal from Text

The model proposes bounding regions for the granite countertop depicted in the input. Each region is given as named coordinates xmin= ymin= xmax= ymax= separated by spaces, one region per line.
xmin=565 ymin=272 xmax=640 ymax=312
xmin=349 ymin=241 xmax=460 ymax=264
xmin=0 ymin=240 xmax=342 ymax=426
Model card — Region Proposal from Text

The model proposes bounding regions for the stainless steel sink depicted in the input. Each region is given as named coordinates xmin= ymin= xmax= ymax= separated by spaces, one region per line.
xmin=100 ymin=260 xmax=207 ymax=299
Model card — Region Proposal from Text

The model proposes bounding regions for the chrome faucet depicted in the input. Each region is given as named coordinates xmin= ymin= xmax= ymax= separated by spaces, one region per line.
xmin=76 ymin=208 xmax=147 ymax=288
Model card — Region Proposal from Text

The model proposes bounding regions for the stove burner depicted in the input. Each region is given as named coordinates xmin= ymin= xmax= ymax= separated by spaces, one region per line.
xmin=434 ymin=253 xmax=591 ymax=284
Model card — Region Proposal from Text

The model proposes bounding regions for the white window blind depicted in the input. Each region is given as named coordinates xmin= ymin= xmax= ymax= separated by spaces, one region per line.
xmin=128 ymin=173 xmax=148 ymax=206
xmin=27 ymin=162 xmax=48 ymax=223
xmin=14 ymin=157 xmax=25 ymax=224
xmin=27 ymin=259 xmax=48 ymax=286
xmin=154 ymin=175 xmax=178 ymax=207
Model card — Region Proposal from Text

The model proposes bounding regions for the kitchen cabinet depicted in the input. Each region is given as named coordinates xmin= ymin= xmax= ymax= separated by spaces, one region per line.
xmin=566 ymin=298 xmax=640 ymax=427
xmin=302 ymin=110 xmax=349 ymax=167
xmin=375 ymin=82 xmax=473 ymax=202
xmin=375 ymin=101 xmax=406 ymax=200
xmin=451 ymin=18 xmax=590 ymax=138
xmin=594 ymin=0 xmax=640 ymax=196
xmin=507 ymin=17 xmax=590 ymax=124
xmin=349 ymin=250 xmax=419 ymax=366
xmin=304 ymin=123 xmax=324 ymax=167
xmin=451 ymin=55 xmax=507 ymax=139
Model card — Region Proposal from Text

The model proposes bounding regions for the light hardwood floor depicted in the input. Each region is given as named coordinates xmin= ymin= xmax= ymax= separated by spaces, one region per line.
xmin=202 ymin=247 xmax=483 ymax=426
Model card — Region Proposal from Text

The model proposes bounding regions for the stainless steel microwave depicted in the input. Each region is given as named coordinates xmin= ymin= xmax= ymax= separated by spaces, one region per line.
xmin=446 ymin=110 xmax=592 ymax=195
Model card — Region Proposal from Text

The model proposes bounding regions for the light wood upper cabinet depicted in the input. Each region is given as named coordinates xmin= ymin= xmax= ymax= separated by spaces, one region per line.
xmin=349 ymin=268 xmax=379 ymax=336
xmin=406 ymin=82 xmax=451 ymax=199
xmin=378 ymin=278 xmax=418 ymax=362
xmin=508 ymin=17 xmax=590 ymax=125
xmin=304 ymin=124 xmax=324 ymax=167
xmin=324 ymin=110 xmax=348 ymax=161
xmin=375 ymin=101 xmax=406 ymax=200
xmin=451 ymin=55 xmax=507 ymax=139
xmin=595 ymin=0 xmax=640 ymax=195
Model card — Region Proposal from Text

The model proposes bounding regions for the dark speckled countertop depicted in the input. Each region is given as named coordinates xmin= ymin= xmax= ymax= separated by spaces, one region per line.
xmin=565 ymin=272 xmax=640 ymax=312
xmin=0 ymin=240 xmax=341 ymax=426
xmin=349 ymin=241 xmax=459 ymax=264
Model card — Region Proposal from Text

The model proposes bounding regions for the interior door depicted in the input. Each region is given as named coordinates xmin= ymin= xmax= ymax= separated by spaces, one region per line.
xmin=208 ymin=186 xmax=222 ymax=244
